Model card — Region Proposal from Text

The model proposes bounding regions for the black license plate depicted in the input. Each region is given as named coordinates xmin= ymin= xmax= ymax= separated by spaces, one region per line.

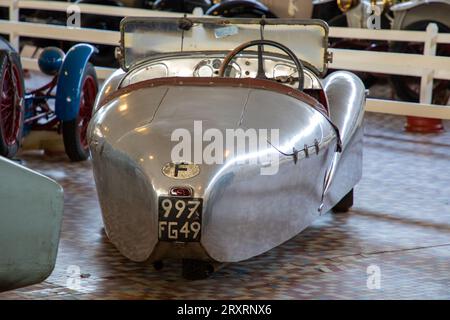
xmin=158 ymin=197 xmax=202 ymax=242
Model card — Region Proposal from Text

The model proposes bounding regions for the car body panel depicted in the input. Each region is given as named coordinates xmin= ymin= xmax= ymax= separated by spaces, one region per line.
xmin=89 ymin=75 xmax=364 ymax=263
xmin=0 ymin=157 xmax=64 ymax=292
xmin=391 ymin=0 xmax=450 ymax=12
xmin=391 ymin=0 xmax=450 ymax=30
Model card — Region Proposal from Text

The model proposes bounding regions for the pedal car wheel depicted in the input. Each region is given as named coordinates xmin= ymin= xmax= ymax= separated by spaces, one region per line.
xmin=0 ymin=51 xmax=25 ymax=158
xmin=62 ymin=63 xmax=97 ymax=161
xmin=332 ymin=189 xmax=354 ymax=213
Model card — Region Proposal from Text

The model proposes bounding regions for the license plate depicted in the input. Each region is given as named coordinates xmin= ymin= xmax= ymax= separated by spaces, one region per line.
xmin=158 ymin=197 xmax=202 ymax=242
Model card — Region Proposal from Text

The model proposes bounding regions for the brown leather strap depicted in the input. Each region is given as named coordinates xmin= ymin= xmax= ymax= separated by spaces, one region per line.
xmin=100 ymin=77 xmax=328 ymax=115
xmin=99 ymin=77 xmax=342 ymax=152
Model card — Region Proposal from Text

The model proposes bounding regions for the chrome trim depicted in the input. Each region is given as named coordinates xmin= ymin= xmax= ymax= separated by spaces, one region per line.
xmin=391 ymin=0 xmax=450 ymax=12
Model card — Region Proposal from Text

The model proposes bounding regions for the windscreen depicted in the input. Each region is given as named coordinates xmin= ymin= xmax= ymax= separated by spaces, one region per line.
xmin=121 ymin=17 xmax=329 ymax=74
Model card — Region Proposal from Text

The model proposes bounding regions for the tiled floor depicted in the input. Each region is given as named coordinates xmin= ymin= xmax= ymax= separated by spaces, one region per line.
xmin=1 ymin=111 xmax=449 ymax=300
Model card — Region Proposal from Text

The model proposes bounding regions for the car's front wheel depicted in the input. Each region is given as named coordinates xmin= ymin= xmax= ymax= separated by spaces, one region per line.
xmin=332 ymin=189 xmax=354 ymax=213
xmin=62 ymin=63 xmax=97 ymax=162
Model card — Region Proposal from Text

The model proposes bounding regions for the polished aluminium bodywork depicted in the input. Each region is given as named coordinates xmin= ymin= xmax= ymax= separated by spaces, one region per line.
xmin=0 ymin=156 xmax=64 ymax=292
xmin=339 ymin=0 xmax=450 ymax=29
xmin=88 ymin=18 xmax=365 ymax=264
xmin=390 ymin=0 xmax=450 ymax=30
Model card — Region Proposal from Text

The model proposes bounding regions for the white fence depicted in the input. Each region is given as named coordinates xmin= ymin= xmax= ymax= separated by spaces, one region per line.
xmin=0 ymin=0 xmax=449 ymax=119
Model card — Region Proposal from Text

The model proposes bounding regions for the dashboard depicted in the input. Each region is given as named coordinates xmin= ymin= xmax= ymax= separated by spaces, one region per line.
xmin=120 ymin=53 xmax=323 ymax=90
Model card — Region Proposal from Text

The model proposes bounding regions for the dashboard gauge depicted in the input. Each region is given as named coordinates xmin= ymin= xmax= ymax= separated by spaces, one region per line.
xmin=194 ymin=59 xmax=241 ymax=78
xmin=212 ymin=59 xmax=222 ymax=70
xmin=121 ymin=63 xmax=168 ymax=87
xmin=197 ymin=64 xmax=214 ymax=77
xmin=122 ymin=55 xmax=320 ymax=90
xmin=193 ymin=60 xmax=212 ymax=77
xmin=273 ymin=63 xmax=298 ymax=79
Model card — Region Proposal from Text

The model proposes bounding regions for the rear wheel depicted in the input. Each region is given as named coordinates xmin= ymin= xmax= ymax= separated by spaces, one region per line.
xmin=332 ymin=189 xmax=354 ymax=213
xmin=62 ymin=63 xmax=97 ymax=162
xmin=0 ymin=51 xmax=25 ymax=158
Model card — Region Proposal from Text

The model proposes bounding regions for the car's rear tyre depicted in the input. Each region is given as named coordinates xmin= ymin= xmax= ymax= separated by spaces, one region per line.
xmin=332 ymin=189 xmax=354 ymax=213
xmin=62 ymin=63 xmax=97 ymax=162
xmin=182 ymin=259 xmax=214 ymax=280
xmin=0 ymin=50 xmax=25 ymax=159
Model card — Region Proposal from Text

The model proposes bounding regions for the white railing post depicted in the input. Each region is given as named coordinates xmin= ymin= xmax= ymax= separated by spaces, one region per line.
xmin=419 ymin=23 xmax=438 ymax=105
xmin=9 ymin=0 xmax=19 ymax=51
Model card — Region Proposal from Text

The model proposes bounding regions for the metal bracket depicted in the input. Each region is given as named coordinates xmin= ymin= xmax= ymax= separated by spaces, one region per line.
xmin=292 ymin=147 xmax=298 ymax=164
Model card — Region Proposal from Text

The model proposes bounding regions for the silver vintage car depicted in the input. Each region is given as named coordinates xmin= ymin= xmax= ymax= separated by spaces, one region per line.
xmin=88 ymin=17 xmax=366 ymax=279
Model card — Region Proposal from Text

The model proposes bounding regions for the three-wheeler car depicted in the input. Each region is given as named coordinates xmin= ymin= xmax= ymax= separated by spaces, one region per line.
xmin=88 ymin=17 xmax=366 ymax=279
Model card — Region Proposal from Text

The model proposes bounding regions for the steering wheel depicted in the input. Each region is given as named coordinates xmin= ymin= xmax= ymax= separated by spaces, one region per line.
xmin=219 ymin=39 xmax=305 ymax=91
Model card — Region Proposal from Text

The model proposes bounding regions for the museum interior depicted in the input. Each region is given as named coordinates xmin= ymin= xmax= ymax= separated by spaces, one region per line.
xmin=0 ymin=0 xmax=449 ymax=301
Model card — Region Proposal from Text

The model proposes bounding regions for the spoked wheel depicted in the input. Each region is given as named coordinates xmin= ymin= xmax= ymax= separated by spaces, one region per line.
xmin=0 ymin=51 xmax=25 ymax=158
xmin=62 ymin=63 xmax=97 ymax=162
xmin=391 ymin=21 xmax=450 ymax=105
xmin=332 ymin=189 xmax=354 ymax=213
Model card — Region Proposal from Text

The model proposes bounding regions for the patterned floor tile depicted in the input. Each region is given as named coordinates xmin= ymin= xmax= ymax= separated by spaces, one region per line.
xmin=1 ymin=79 xmax=449 ymax=299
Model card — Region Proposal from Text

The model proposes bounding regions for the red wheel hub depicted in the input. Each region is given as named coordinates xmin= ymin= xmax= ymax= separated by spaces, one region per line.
xmin=0 ymin=63 xmax=23 ymax=145
xmin=78 ymin=75 xmax=97 ymax=149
